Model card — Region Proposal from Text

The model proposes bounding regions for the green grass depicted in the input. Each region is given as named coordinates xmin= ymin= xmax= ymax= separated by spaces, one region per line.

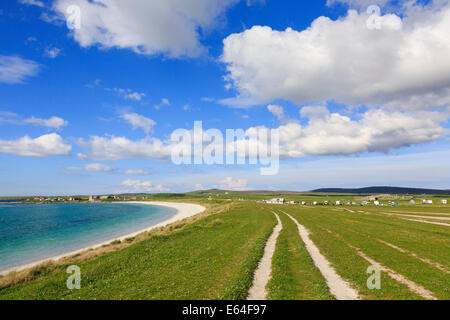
xmin=1 ymin=197 xmax=448 ymax=300
xmin=267 ymin=211 xmax=334 ymax=300
xmin=0 ymin=203 xmax=276 ymax=300
xmin=281 ymin=205 xmax=450 ymax=299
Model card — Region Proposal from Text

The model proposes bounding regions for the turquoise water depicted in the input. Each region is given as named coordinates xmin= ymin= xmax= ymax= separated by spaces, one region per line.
xmin=0 ymin=203 xmax=176 ymax=272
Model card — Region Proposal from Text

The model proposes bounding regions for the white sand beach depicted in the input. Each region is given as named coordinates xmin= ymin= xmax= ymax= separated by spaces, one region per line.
xmin=0 ymin=202 xmax=205 ymax=276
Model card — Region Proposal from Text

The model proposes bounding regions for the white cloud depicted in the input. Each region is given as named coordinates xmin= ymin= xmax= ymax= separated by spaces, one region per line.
xmin=0 ymin=112 xmax=68 ymax=129
xmin=78 ymin=135 xmax=172 ymax=161
xmin=78 ymin=105 xmax=449 ymax=161
xmin=0 ymin=133 xmax=71 ymax=157
xmin=53 ymin=0 xmax=239 ymax=58
xmin=121 ymin=113 xmax=155 ymax=134
xmin=24 ymin=116 xmax=68 ymax=129
xmin=221 ymin=3 xmax=450 ymax=111
xmin=0 ymin=55 xmax=40 ymax=84
xmin=154 ymin=98 xmax=171 ymax=110
xmin=220 ymin=176 xmax=248 ymax=190
xmin=76 ymin=152 xmax=88 ymax=160
xmin=66 ymin=163 xmax=117 ymax=172
xmin=44 ymin=47 xmax=62 ymax=58
xmin=122 ymin=179 xmax=169 ymax=192
xmin=111 ymin=88 xmax=146 ymax=101
xmin=267 ymin=104 xmax=285 ymax=122
xmin=19 ymin=0 xmax=45 ymax=7
xmin=274 ymin=107 xmax=449 ymax=158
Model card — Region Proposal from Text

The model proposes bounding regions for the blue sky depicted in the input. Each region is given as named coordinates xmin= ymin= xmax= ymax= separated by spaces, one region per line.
xmin=0 ymin=0 xmax=449 ymax=196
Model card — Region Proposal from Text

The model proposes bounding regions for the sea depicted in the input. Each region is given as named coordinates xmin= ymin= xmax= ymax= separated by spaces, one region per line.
xmin=0 ymin=202 xmax=176 ymax=272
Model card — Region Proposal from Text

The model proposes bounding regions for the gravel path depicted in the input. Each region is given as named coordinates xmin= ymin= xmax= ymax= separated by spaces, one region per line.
xmin=284 ymin=212 xmax=359 ymax=300
xmin=247 ymin=211 xmax=282 ymax=300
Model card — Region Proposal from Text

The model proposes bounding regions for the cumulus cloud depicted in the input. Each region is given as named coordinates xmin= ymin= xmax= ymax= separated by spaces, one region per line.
xmin=122 ymin=179 xmax=169 ymax=192
xmin=267 ymin=104 xmax=285 ymax=122
xmin=66 ymin=163 xmax=118 ymax=172
xmin=77 ymin=105 xmax=449 ymax=161
xmin=0 ymin=55 xmax=40 ymax=84
xmin=24 ymin=116 xmax=68 ymax=129
xmin=0 ymin=133 xmax=71 ymax=157
xmin=53 ymin=0 xmax=239 ymax=58
xmin=274 ymin=107 xmax=449 ymax=158
xmin=121 ymin=113 xmax=156 ymax=134
xmin=221 ymin=3 xmax=450 ymax=111
xmin=220 ymin=176 xmax=248 ymax=190
xmin=78 ymin=135 xmax=172 ymax=161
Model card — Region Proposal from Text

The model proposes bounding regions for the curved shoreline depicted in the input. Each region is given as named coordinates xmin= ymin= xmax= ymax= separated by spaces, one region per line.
xmin=0 ymin=201 xmax=206 ymax=276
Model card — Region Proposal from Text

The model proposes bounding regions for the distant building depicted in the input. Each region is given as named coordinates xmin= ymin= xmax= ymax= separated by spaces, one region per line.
xmin=442 ymin=199 xmax=447 ymax=205
xmin=410 ymin=200 xmax=415 ymax=205
xmin=301 ymin=201 xmax=307 ymax=205
xmin=335 ymin=201 xmax=341 ymax=205
xmin=89 ymin=195 xmax=99 ymax=202
xmin=361 ymin=201 xmax=369 ymax=206
xmin=422 ymin=199 xmax=433 ymax=204
xmin=324 ymin=201 xmax=329 ymax=205
xmin=287 ymin=201 xmax=296 ymax=204
xmin=312 ymin=201 xmax=318 ymax=205
xmin=113 ymin=195 xmax=120 ymax=200
xmin=265 ymin=198 xmax=285 ymax=204
xmin=99 ymin=196 xmax=109 ymax=200
xmin=374 ymin=201 xmax=380 ymax=206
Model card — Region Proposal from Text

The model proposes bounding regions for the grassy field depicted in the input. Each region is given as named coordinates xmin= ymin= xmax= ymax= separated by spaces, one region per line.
xmin=0 ymin=194 xmax=448 ymax=300
xmin=276 ymin=205 xmax=449 ymax=299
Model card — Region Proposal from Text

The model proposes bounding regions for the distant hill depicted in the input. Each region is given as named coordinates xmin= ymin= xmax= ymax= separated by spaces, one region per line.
xmin=189 ymin=186 xmax=450 ymax=195
xmin=189 ymin=189 xmax=307 ymax=196
xmin=311 ymin=186 xmax=450 ymax=195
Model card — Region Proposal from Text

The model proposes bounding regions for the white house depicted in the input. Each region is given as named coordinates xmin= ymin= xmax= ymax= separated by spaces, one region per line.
xmin=301 ymin=201 xmax=307 ymax=205
xmin=410 ymin=200 xmax=415 ymax=205
xmin=335 ymin=200 xmax=341 ymax=205
xmin=422 ymin=199 xmax=433 ymax=204
xmin=374 ymin=201 xmax=380 ymax=206
xmin=312 ymin=201 xmax=318 ymax=205
xmin=442 ymin=199 xmax=448 ymax=205
xmin=265 ymin=198 xmax=285 ymax=204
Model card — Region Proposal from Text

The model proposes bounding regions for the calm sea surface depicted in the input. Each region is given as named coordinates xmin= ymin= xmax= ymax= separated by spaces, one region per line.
xmin=0 ymin=203 xmax=176 ymax=272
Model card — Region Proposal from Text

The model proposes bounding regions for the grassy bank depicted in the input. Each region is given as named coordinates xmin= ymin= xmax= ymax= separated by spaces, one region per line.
xmin=0 ymin=202 xmax=275 ymax=300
